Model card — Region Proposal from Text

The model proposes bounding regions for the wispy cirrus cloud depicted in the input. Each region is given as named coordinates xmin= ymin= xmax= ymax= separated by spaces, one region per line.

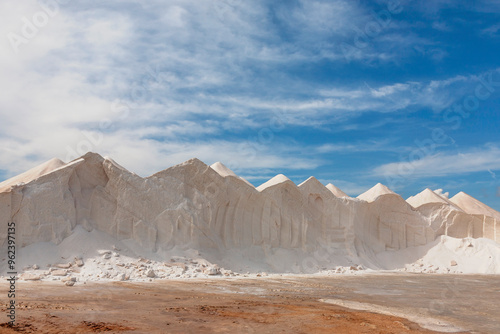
xmin=316 ymin=140 xmax=400 ymax=153
xmin=373 ymin=144 xmax=500 ymax=178
xmin=481 ymin=23 xmax=500 ymax=37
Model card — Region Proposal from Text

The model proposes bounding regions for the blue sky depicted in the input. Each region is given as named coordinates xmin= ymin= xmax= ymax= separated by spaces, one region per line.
xmin=1 ymin=0 xmax=499 ymax=210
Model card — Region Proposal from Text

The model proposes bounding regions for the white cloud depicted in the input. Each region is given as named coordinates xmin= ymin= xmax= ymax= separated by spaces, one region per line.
xmin=481 ymin=24 xmax=500 ymax=37
xmin=316 ymin=140 xmax=395 ymax=153
xmin=373 ymin=145 xmax=500 ymax=178
xmin=0 ymin=0 xmax=498 ymax=185
xmin=369 ymin=83 xmax=410 ymax=97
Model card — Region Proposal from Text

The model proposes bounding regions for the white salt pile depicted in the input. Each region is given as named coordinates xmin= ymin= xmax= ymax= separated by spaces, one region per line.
xmin=0 ymin=158 xmax=65 ymax=193
xmin=16 ymin=226 xmax=239 ymax=283
xmin=325 ymin=183 xmax=349 ymax=198
xmin=376 ymin=235 xmax=500 ymax=274
xmin=256 ymin=174 xmax=293 ymax=191
xmin=356 ymin=183 xmax=397 ymax=202
xmin=450 ymin=191 xmax=500 ymax=220
xmin=210 ymin=161 xmax=254 ymax=187
xmin=406 ymin=188 xmax=463 ymax=211
xmin=210 ymin=161 xmax=238 ymax=177
xmin=0 ymin=152 xmax=499 ymax=285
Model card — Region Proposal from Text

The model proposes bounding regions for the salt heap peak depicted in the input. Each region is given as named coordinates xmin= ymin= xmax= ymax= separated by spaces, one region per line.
xmin=150 ymin=157 xmax=208 ymax=179
xmin=257 ymin=174 xmax=293 ymax=192
xmin=298 ymin=176 xmax=323 ymax=189
xmin=406 ymin=188 xmax=462 ymax=211
xmin=357 ymin=183 xmax=395 ymax=202
xmin=450 ymin=191 xmax=500 ymax=220
xmin=298 ymin=177 xmax=333 ymax=198
xmin=210 ymin=162 xmax=237 ymax=177
xmin=104 ymin=156 xmax=129 ymax=173
xmin=210 ymin=162 xmax=254 ymax=187
xmin=326 ymin=183 xmax=349 ymax=198
xmin=0 ymin=157 xmax=66 ymax=193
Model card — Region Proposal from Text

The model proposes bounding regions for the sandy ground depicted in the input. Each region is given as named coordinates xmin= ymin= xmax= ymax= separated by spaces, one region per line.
xmin=0 ymin=273 xmax=497 ymax=333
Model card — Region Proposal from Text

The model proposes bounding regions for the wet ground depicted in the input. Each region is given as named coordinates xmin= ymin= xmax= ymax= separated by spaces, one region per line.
xmin=0 ymin=273 xmax=498 ymax=333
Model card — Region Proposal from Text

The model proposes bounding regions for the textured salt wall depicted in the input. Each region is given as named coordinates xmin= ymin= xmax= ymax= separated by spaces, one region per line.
xmin=1 ymin=161 xmax=77 ymax=248
xmin=1 ymin=152 xmax=499 ymax=271
xmin=0 ymin=192 xmax=11 ymax=251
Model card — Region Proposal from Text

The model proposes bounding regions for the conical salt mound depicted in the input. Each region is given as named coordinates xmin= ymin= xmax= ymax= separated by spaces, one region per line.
xmin=298 ymin=177 xmax=333 ymax=198
xmin=298 ymin=176 xmax=323 ymax=189
xmin=210 ymin=162 xmax=254 ymax=187
xmin=326 ymin=183 xmax=348 ymax=197
xmin=210 ymin=162 xmax=237 ymax=177
xmin=0 ymin=158 xmax=66 ymax=193
xmin=151 ymin=157 xmax=209 ymax=179
xmin=406 ymin=188 xmax=462 ymax=211
xmin=357 ymin=183 xmax=395 ymax=202
xmin=257 ymin=174 xmax=292 ymax=191
xmin=450 ymin=191 xmax=500 ymax=220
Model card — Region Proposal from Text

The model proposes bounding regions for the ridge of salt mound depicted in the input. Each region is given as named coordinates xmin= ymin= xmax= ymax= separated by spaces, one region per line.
xmin=357 ymin=183 xmax=395 ymax=202
xmin=181 ymin=157 xmax=206 ymax=167
xmin=210 ymin=162 xmax=237 ymax=177
xmin=0 ymin=158 xmax=66 ymax=193
xmin=149 ymin=157 xmax=208 ymax=179
xmin=450 ymin=191 xmax=500 ymax=220
xmin=257 ymin=174 xmax=293 ymax=192
xmin=297 ymin=177 xmax=332 ymax=197
xmin=298 ymin=176 xmax=324 ymax=189
xmin=210 ymin=162 xmax=254 ymax=187
xmin=326 ymin=183 xmax=349 ymax=198
xmin=104 ymin=156 xmax=130 ymax=173
xmin=75 ymin=151 xmax=105 ymax=164
xmin=406 ymin=188 xmax=462 ymax=211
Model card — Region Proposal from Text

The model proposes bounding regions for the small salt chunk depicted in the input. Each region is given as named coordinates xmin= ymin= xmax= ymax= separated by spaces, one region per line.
xmin=62 ymin=276 xmax=76 ymax=282
xmin=204 ymin=267 xmax=220 ymax=275
xmin=51 ymin=269 xmax=67 ymax=276
xmin=21 ymin=273 xmax=41 ymax=281
xmin=98 ymin=250 xmax=112 ymax=255
xmin=116 ymin=273 xmax=127 ymax=281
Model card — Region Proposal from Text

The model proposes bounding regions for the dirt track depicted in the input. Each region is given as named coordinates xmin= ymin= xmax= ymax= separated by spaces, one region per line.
xmin=1 ymin=273 xmax=497 ymax=333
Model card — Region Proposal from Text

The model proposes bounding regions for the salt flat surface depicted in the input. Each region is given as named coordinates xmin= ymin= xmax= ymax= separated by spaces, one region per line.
xmin=320 ymin=299 xmax=463 ymax=332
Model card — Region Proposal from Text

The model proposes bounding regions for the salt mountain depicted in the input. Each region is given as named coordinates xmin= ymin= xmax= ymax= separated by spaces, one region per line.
xmin=1 ymin=152 xmax=499 ymax=274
